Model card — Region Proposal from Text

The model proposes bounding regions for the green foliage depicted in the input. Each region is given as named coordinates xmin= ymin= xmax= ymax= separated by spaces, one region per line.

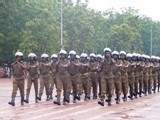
xmin=0 ymin=1 xmax=160 ymax=63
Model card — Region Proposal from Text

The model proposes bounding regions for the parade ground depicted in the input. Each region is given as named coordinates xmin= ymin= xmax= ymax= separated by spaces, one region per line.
xmin=1 ymin=78 xmax=160 ymax=120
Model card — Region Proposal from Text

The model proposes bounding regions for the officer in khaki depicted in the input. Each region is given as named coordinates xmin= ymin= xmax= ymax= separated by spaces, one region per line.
xmin=54 ymin=49 xmax=70 ymax=105
xmin=24 ymin=53 xmax=39 ymax=103
xmin=79 ymin=53 xmax=90 ymax=101
xmin=68 ymin=50 xmax=80 ymax=103
xmin=38 ymin=53 xmax=51 ymax=101
xmin=112 ymin=51 xmax=122 ymax=104
xmin=50 ymin=54 xmax=58 ymax=99
xmin=98 ymin=48 xmax=114 ymax=106
xmin=8 ymin=52 xmax=26 ymax=106
xmin=120 ymin=51 xmax=129 ymax=101
xmin=96 ymin=54 xmax=103 ymax=97
xmin=89 ymin=53 xmax=99 ymax=99
xmin=127 ymin=53 xmax=135 ymax=100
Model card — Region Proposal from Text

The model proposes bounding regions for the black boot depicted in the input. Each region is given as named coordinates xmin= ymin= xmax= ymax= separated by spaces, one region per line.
xmin=63 ymin=98 xmax=67 ymax=105
xmin=115 ymin=96 xmax=120 ymax=104
xmin=8 ymin=97 xmax=15 ymax=106
xmin=122 ymin=94 xmax=127 ymax=101
xmin=24 ymin=95 xmax=29 ymax=103
xmin=84 ymin=95 xmax=88 ymax=101
xmin=66 ymin=96 xmax=70 ymax=103
xmin=93 ymin=94 xmax=97 ymax=99
xmin=87 ymin=95 xmax=91 ymax=100
xmin=35 ymin=97 xmax=38 ymax=103
xmin=21 ymin=97 xmax=24 ymax=106
xmin=46 ymin=95 xmax=50 ymax=101
xmin=98 ymin=99 xmax=104 ymax=106
xmin=53 ymin=98 xmax=61 ymax=105
xmin=128 ymin=94 xmax=133 ymax=100
xmin=50 ymin=92 xmax=53 ymax=99
xmin=73 ymin=96 xmax=76 ymax=103
xmin=76 ymin=95 xmax=81 ymax=101
xmin=108 ymin=99 xmax=111 ymax=106
xmin=37 ymin=95 xmax=42 ymax=101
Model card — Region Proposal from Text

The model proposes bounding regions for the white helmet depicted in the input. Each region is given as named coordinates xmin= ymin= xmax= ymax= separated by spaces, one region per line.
xmin=28 ymin=53 xmax=36 ymax=58
xmin=112 ymin=51 xmax=119 ymax=55
xmin=15 ymin=51 xmax=23 ymax=57
xmin=41 ymin=53 xmax=49 ymax=58
xmin=90 ymin=53 xmax=96 ymax=57
xmin=132 ymin=53 xmax=138 ymax=57
xmin=96 ymin=54 xmax=102 ymax=58
xmin=59 ymin=49 xmax=67 ymax=54
xmin=120 ymin=51 xmax=126 ymax=55
xmin=76 ymin=55 xmax=80 ymax=59
xmin=69 ymin=50 xmax=76 ymax=55
xmin=103 ymin=47 xmax=111 ymax=53
xmin=51 ymin=54 xmax=58 ymax=58
xmin=80 ymin=53 xmax=88 ymax=58
xmin=126 ymin=53 xmax=132 ymax=58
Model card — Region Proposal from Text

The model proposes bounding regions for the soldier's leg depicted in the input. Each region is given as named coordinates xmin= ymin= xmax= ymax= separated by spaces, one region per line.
xmin=49 ymin=77 xmax=54 ymax=99
xmin=107 ymin=79 xmax=114 ymax=106
xmin=71 ymin=77 xmax=78 ymax=103
xmin=88 ymin=78 xmax=92 ymax=99
xmin=44 ymin=78 xmax=50 ymax=101
xmin=53 ymin=77 xmax=62 ymax=105
xmin=9 ymin=79 xmax=18 ymax=106
xmin=61 ymin=77 xmax=69 ymax=105
xmin=24 ymin=79 xmax=32 ymax=103
xmin=92 ymin=75 xmax=98 ymax=99
xmin=128 ymin=79 xmax=134 ymax=100
xmin=83 ymin=78 xmax=89 ymax=101
xmin=34 ymin=78 xmax=39 ymax=103
xmin=114 ymin=81 xmax=121 ymax=104
xmin=18 ymin=79 xmax=25 ymax=105
xmin=139 ymin=78 xmax=143 ymax=97
xmin=38 ymin=78 xmax=44 ymax=101
xmin=153 ymin=76 xmax=157 ymax=93
xmin=98 ymin=76 xmax=106 ymax=106
xmin=122 ymin=80 xmax=128 ymax=101
xmin=148 ymin=77 xmax=152 ymax=94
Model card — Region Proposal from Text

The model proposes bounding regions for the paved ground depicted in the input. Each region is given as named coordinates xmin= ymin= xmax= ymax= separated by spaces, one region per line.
xmin=1 ymin=78 xmax=160 ymax=120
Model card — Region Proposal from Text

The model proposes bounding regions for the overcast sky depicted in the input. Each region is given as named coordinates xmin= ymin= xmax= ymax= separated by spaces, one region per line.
xmin=87 ymin=0 xmax=160 ymax=21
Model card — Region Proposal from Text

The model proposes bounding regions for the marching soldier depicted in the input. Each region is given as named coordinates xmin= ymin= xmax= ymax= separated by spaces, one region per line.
xmin=24 ymin=53 xmax=39 ymax=103
xmin=98 ymin=48 xmax=114 ymax=106
xmin=8 ymin=52 xmax=26 ymax=106
xmin=89 ymin=53 xmax=99 ymax=99
xmin=79 ymin=53 xmax=90 ymax=101
xmin=50 ymin=54 xmax=58 ymax=99
xmin=112 ymin=51 xmax=122 ymax=104
xmin=54 ymin=49 xmax=70 ymax=105
xmin=120 ymin=51 xmax=129 ymax=101
xmin=38 ymin=53 xmax=51 ymax=101
xmin=68 ymin=50 xmax=80 ymax=103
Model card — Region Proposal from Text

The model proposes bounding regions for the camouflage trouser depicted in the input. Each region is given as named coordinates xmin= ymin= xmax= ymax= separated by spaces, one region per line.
xmin=148 ymin=76 xmax=153 ymax=92
xmin=100 ymin=75 xmax=114 ymax=100
xmin=97 ymin=73 xmax=101 ymax=96
xmin=134 ymin=77 xmax=139 ymax=94
xmin=79 ymin=73 xmax=89 ymax=96
xmin=139 ymin=75 xmax=143 ymax=94
xmin=153 ymin=73 xmax=158 ymax=91
xmin=12 ymin=78 xmax=25 ymax=98
xmin=26 ymin=78 xmax=38 ymax=97
xmin=128 ymin=76 xmax=135 ymax=95
xmin=39 ymin=75 xmax=50 ymax=96
xmin=56 ymin=75 xmax=69 ymax=99
xmin=90 ymin=72 xmax=98 ymax=96
xmin=50 ymin=75 xmax=57 ymax=93
xmin=114 ymin=78 xmax=122 ymax=96
xmin=121 ymin=78 xmax=128 ymax=96
xmin=143 ymin=76 xmax=148 ymax=93
xmin=70 ymin=75 xmax=79 ymax=97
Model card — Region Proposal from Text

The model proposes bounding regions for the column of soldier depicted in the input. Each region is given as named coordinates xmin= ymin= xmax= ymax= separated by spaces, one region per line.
xmin=8 ymin=47 xmax=160 ymax=106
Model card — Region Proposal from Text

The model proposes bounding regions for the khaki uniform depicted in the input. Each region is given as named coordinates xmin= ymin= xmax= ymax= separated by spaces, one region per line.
xmin=26 ymin=63 xmax=39 ymax=97
xmin=89 ymin=61 xmax=98 ymax=97
xmin=127 ymin=61 xmax=135 ymax=97
xmin=121 ymin=60 xmax=129 ymax=97
xmin=11 ymin=61 xmax=25 ymax=98
xmin=152 ymin=62 xmax=158 ymax=92
xmin=113 ymin=59 xmax=122 ymax=97
xmin=56 ymin=59 xmax=70 ymax=100
xmin=139 ymin=61 xmax=144 ymax=96
xmin=79 ymin=62 xmax=89 ymax=98
xmin=100 ymin=58 xmax=114 ymax=100
xmin=68 ymin=60 xmax=80 ymax=98
xmin=50 ymin=61 xmax=58 ymax=94
xmin=39 ymin=62 xmax=51 ymax=96
xmin=148 ymin=62 xmax=153 ymax=93
xmin=143 ymin=62 xmax=149 ymax=94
